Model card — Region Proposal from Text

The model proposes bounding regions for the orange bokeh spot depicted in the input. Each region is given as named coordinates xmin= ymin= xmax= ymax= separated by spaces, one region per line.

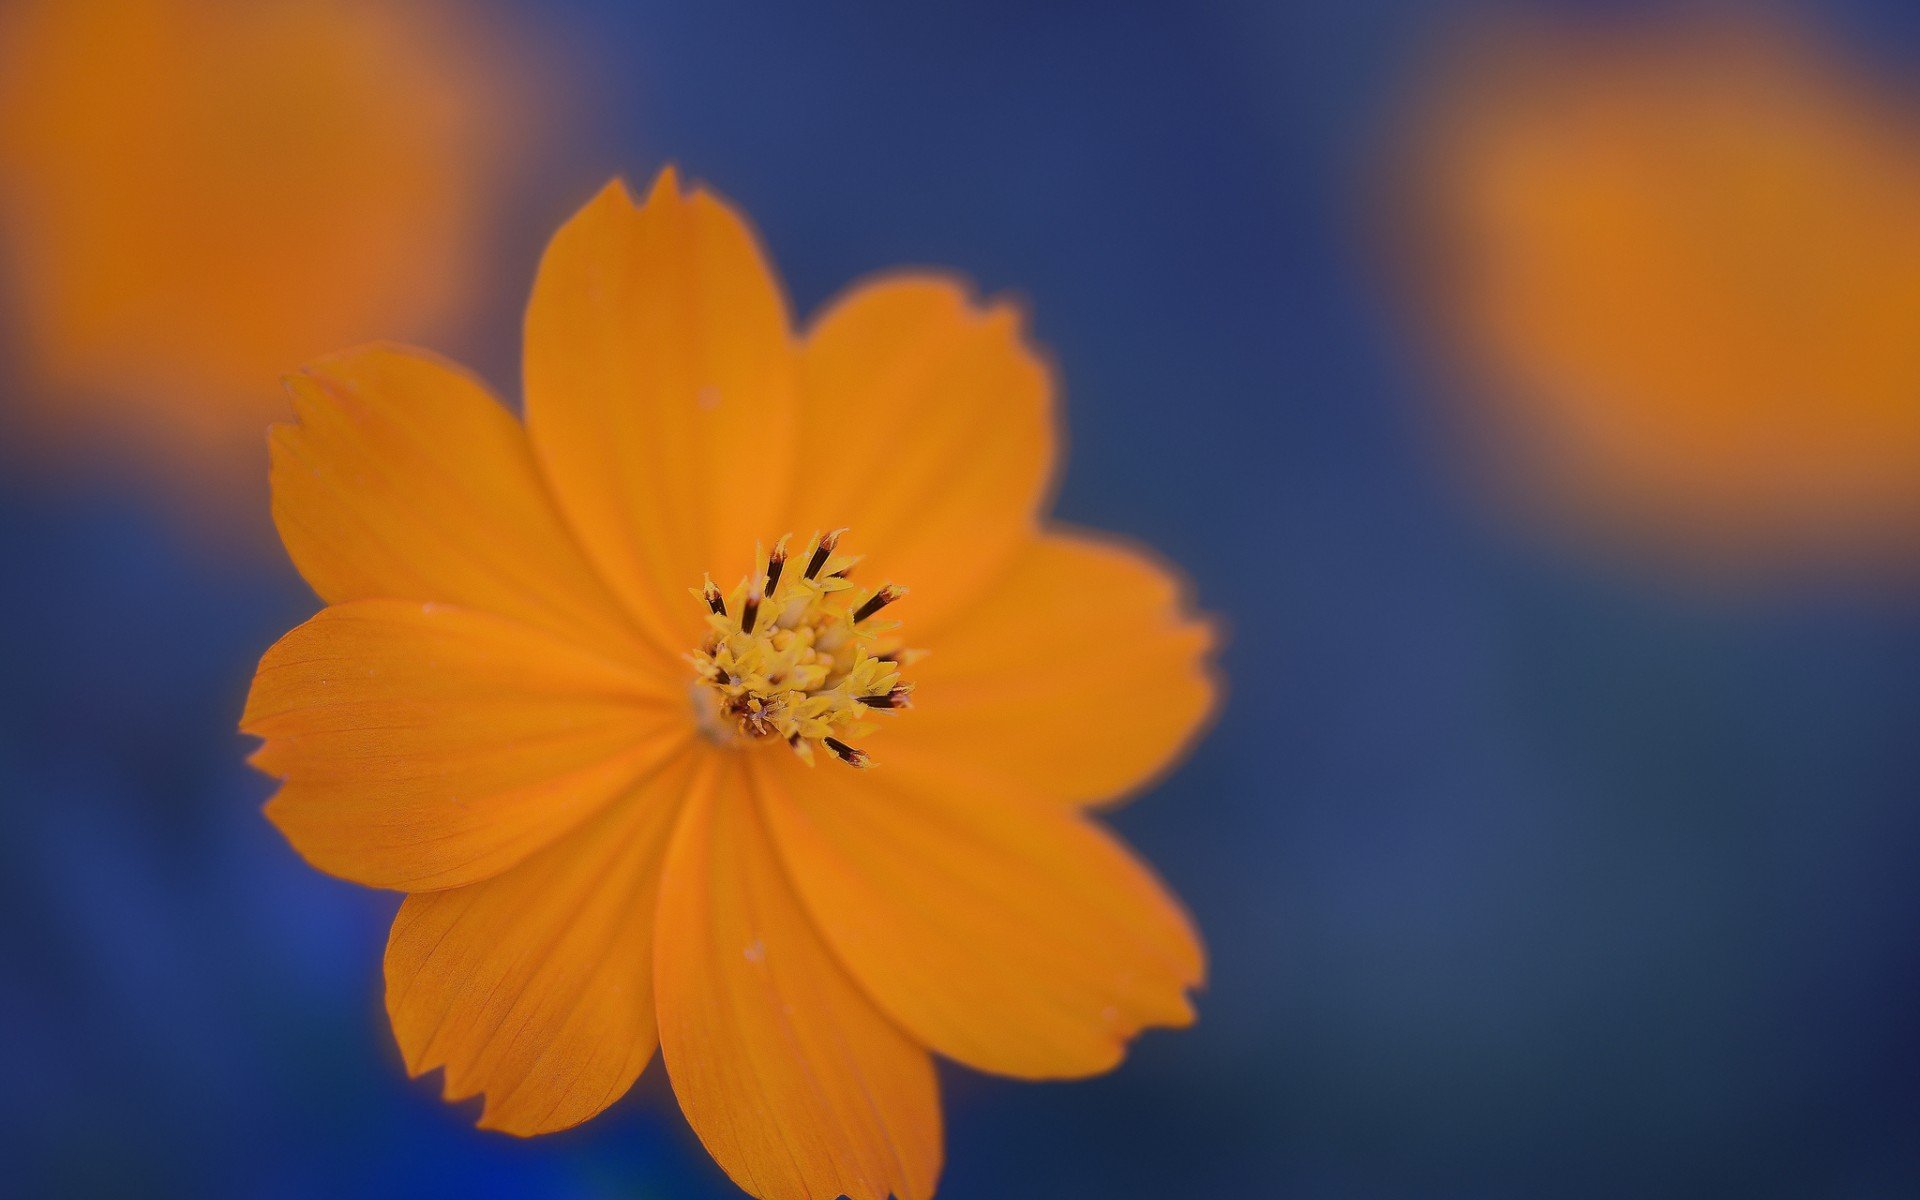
xmin=1395 ymin=16 xmax=1920 ymax=577
xmin=0 ymin=0 xmax=531 ymax=509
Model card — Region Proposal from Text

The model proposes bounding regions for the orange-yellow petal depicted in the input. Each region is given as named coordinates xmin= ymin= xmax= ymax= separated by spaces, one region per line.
xmin=385 ymin=745 xmax=696 ymax=1135
xmin=893 ymin=529 xmax=1217 ymax=806
xmin=655 ymin=758 xmax=942 ymax=1200
xmin=786 ymin=275 xmax=1054 ymax=635
xmin=758 ymin=752 xmax=1203 ymax=1080
xmin=524 ymin=172 xmax=798 ymax=658
xmin=243 ymin=599 xmax=685 ymax=891
xmin=270 ymin=344 xmax=653 ymax=662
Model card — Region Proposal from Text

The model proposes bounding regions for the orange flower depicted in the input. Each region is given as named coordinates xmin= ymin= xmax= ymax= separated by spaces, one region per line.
xmin=0 ymin=0 xmax=527 ymax=508
xmin=242 ymin=170 xmax=1217 ymax=1199
xmin=1393 ymin=17 xmax=1920 ymax=574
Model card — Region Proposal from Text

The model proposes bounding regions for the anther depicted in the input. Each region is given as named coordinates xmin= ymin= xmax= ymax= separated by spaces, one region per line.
xmin=853 ymin=584 xmax=906 ymax=623
xmin=858 ymin=685 xmax=913 ymax=710
xmin=701 ymin=574 xmax=727 ymax=616
xmin=805 ymin=528 xmax=846 ymax=581
xmin=765 ymin=534 xmax=790 ymax=597
xmin=740 ymin=591 xmax=762 ymax=634
xmin=823 ymin=737 xmax=871 ymax=768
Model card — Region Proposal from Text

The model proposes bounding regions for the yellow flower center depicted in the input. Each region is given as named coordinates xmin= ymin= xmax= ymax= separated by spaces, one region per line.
xmin=688 ymin=530 xmax=914 ymax=767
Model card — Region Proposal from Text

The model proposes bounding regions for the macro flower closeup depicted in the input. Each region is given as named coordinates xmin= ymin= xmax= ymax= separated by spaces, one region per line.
xmin=242 ymin=170 xmax=1217 ymax=1199
xmin=1393 ymin=16 xmax=1920 ymax=575
xmin=0 ymin=0 xmax=527 ymax=508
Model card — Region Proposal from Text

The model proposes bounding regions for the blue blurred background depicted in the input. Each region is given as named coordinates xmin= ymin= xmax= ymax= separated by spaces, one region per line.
xmin=4 ymin=1 xmax=1920 ymax=1197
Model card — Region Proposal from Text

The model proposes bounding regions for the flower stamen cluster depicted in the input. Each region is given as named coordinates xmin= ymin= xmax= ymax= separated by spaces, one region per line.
xmin=689 ymin=530 xmax=913 ymax=767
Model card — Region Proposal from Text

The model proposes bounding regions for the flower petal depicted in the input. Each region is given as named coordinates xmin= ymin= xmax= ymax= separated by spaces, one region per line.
xmin=524 ymin=172 xmax=798 ymax=657
xmin=243 ymin=599 xmax=686 ymax=891
xmin=787 ymin=275 xmax=1054 ymax=634
xmin=759 ymin=752 xmax=1204 ymax=1081
xmin=385 ymin=744 xmax=696 ymax=1136
xmin=271 ymin=344 xmax=652 ymax=663
xmin=655 ymin=757 xmax=942 ymax=1200
xmin=893 ymin=529 xmax=1218 ymax=806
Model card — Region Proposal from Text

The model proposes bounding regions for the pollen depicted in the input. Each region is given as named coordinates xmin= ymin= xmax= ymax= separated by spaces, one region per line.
xmin=688 ymin=530 xmax=916 ymax=767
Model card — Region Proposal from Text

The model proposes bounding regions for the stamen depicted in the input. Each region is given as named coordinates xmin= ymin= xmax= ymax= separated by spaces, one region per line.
xmin=853 ymin=584 xmax=906 ymax=623
xmin=765 ymin=534 xmax=790 ymax=597
xmin=701 ymin=574 xmax=726 ymax=616
xmin=740 ymin=590 xmax=761 ymax=634
xmin=824 ymin=737 xmax=871 ymax=768
xmin=805 ymin=527 xmax=846 ymax=581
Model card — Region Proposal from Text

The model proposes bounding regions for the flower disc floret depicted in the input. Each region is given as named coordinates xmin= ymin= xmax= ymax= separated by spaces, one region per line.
xmin=689 ymin=530 xmax=914 ymax=767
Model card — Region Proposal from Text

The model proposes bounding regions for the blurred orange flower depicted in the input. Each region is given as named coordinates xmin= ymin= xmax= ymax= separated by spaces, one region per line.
xmin=242 ymin=170 xmax=1217 ymax=1199
xmin=1395 ymin=16 xmax=1920 ymax=575
xmin=0 ymin=0 xmax=528 ymax=510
